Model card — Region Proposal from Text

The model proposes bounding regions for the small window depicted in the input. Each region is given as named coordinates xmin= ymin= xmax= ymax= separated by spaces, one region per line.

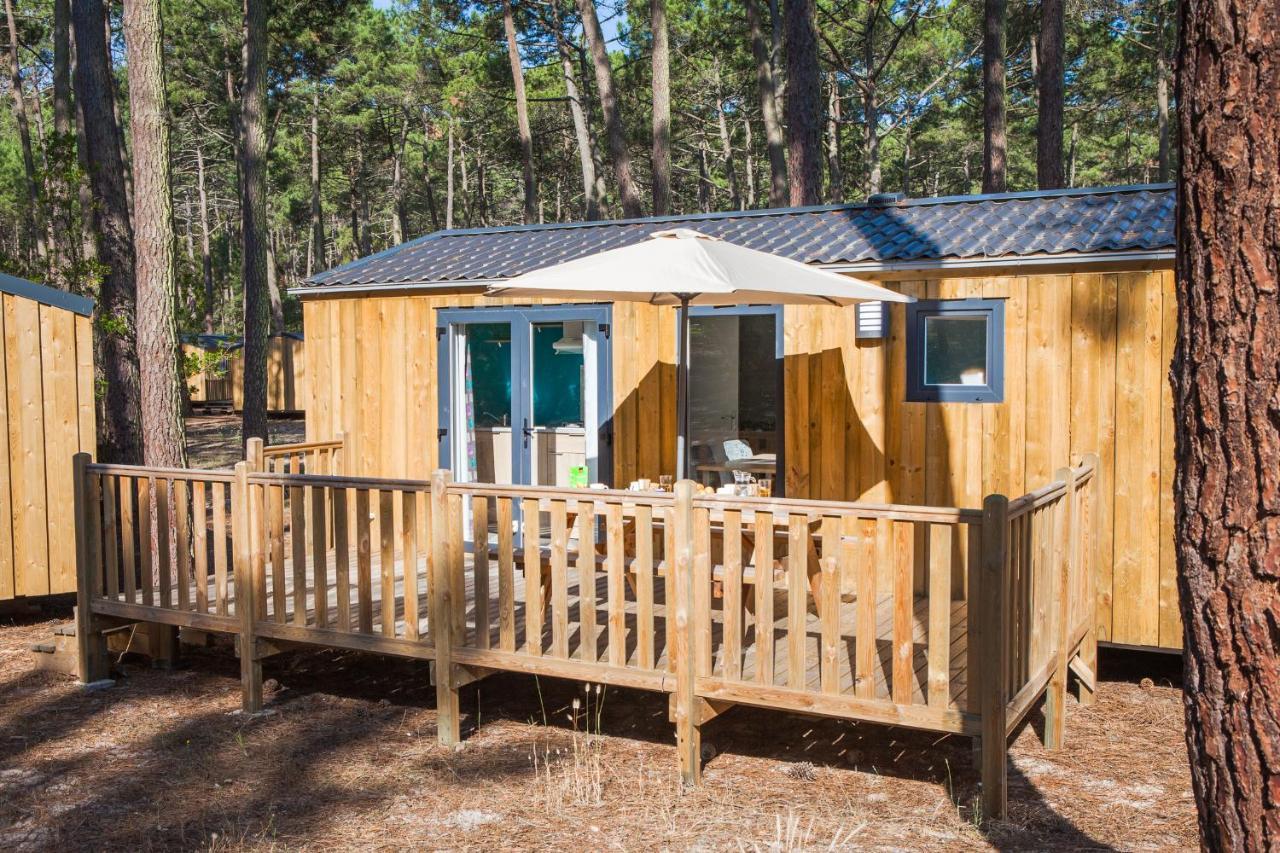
xmin=906 ymin=299 xmax=1004 ymax=403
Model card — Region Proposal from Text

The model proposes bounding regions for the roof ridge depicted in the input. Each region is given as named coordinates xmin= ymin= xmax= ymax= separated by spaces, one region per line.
xmin=417 ymin=183 xmax=1175 ymax=240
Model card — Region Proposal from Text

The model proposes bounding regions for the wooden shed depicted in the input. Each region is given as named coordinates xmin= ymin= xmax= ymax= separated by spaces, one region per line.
xmin=0 ymin=272 xmax=95 ymax=600
xmin=228 ymin=333 xmax=306 ymax=413
xmin=293 ymin=184 xmax=1180 ymax=652
xmin=182 ymin=335 xmax=234 ymax=404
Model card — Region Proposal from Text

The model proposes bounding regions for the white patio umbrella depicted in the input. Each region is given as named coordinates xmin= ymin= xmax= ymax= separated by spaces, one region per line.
xmin=486 ymin=228 xmax=914 ymax=480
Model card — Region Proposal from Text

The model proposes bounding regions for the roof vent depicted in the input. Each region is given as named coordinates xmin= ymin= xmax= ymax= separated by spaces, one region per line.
xmin=866 ymin=192 xmax=906 ymax=207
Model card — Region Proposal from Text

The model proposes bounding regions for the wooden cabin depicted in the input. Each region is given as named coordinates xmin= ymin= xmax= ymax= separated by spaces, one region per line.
xmin=293 ymin=184 xmax=1179 ymax=653
xmin=0 ymin=272 xmax=95 ymax=600
xmin=227 ymin=333 xmax=306 ymax=413
xmin=182 ymin=335 xmax=234 ymax=404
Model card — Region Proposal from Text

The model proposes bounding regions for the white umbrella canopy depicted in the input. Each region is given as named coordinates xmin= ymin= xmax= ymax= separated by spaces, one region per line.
xmin=484 ymin=228 xmax=915 ymax=481
xmin=486 ymin=228 xmax=915 ymax=307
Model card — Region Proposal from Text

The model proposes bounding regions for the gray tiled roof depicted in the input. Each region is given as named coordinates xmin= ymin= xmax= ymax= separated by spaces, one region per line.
xmin=304 ymin=184 xmax=1174 ymax=289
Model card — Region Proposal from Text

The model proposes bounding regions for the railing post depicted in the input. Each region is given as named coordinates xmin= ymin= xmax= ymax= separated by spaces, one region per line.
xmin=232 ymin=461 xmax=263 ymax=712
xmin=978 ymin=493 xmax=1009 ymax=822
xmin=1045 ymin=466 xmax=1076 ymax=749
xmin=430 ymin=469 xmax=461 ymax=747
xmin=73 ymin=453 xmax=109 ymax=684
xmin=246 ymin=436 xmax=264 ymax=472
xmin=1077 ymin=454 xmax=1099 ymax=705
xmin=672 ymin=479 xmax=700 ymax=786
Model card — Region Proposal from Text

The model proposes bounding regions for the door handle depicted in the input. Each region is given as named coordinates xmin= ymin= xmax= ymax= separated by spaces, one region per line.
xmin=522 ymin=417 xmax=532 ymax=448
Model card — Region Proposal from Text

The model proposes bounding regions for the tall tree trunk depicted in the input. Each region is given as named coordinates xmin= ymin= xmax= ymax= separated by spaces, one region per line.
xmin=576 ymin=0 xmax=643 ymax=217
xmin=1067 ymin=121 xmax=1077 ymax=187
xmin=390 ymin=111 xmax=409 ymax=243
xmin=309 ymin=88 xmax=326 ymax=272
xmin=552 ymin=9 xmax=600 ymax=220
xmin=982 ymin=0 xmax=1007 ymax=192
xmin=123 ymin=0 xmax=185 ymax=468
xmin=68 ymin=8 xmax=99 ymax=270
xmin=196 ymin=145 xmax=215 ymax=334
xmin=697 ymin=139 xmax=712 ymax=212
xmin=502 ymin=0 xmax=538 ymax=223
xmin=746 ymin=0 xmax=788 ymax=206
xmin=1173 ymin=0 xmax=1280 ymax=845
xmin=73 ymin=0 xmax=142 ymax=463
xmin=1155 ymin=6 xmax=1171 ymax=183
xmin=715 ymin=82 xmax=741 ymax=210
xmin=239 ymin=0 xmax=269 ymax=445
xmin=445 ymin=118 xmax=455 ymax=229
xmin=422 ymin=110 xmax=441 ymax=232
xmin=5 ymin=0 xmax=47 ymax=265
xmin=743 ymin=117 xmax=757 ymax=207
xmin=825 ymin=71 xmax=842 ymax=202
xmin=783 ymin=0 xmax=822 ymax=205
xmin=50 ymin=0 xmax=76 ymax=291
xmin=1036 ymin=0 xmax=1065 ymax=189
xmin=650 ymin=0 xmax=672 ymax=216
xmin=266 ymin=230 xmax=283 ymax=334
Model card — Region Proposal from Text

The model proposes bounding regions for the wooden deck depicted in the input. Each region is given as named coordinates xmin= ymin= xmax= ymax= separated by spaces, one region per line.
xmin=73 ymin=447 xmax=1099 ymax=822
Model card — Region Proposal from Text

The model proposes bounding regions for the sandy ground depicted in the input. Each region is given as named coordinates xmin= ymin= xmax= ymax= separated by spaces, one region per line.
xmin=0 ymin=606 xmax=1195 ymax=851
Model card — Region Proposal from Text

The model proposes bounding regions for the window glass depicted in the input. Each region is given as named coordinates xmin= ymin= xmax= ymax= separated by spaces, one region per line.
xmin=531 ymin=322 xmax=585 ymax=427
xmin=466 ymin=322 xmax=511 ymax=427
xmin=923 ymin=315 xmax=988 ymax=386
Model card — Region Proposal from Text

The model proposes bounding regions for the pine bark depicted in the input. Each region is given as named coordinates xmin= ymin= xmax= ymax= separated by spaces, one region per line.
xmin=1173 ymin=0 xmax=1280 ymax=845
xmin=502 ymin=0 xmax=537 ymax=224
xmin=576 ymin=0 xmax=643 ymax=218
xmin=1036 ymin=0 xmax=1064 ymax=189
xmin=783 ymin=0 xmax=822 ymax=206
xmin=309 ymin=89 xmax=326 ymax=271
xmin=123 ymin=0 xmax=185 ymax=468
xmin=72 ymin=0 xmax=142 ymax=463
xmin=5 ymin=0 xmax=47 ymax=264
xmin=554 ymin=23 xmax=600 ymax=220
xmin=825 ymin=71 xmax=843 ymax=203
xmin=745 ymin=0 xmax=788 ymax=207
xmin=1156 ymin=14 xmax=1171 ymax=183
xmin=239 ymin=0 xmax=269 ymax=445
xmin=982 ymin=0 xmax=1007 ymax=192
xmin=50 ymin=0 xmax=77 ymax=291
xmin=650 ymin=0 xmax=672 ymax=216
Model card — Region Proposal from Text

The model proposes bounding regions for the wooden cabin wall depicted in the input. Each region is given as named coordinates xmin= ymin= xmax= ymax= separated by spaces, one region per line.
xmin=0 ymin=294 xmax=96 ymax=599
xmin=229 ymin=337 xmax=307 ymax=412
xmin=301 ymin=267 xmax=1178 ymax=650
xmin=301 ymin=294 xmax=678 ymax=486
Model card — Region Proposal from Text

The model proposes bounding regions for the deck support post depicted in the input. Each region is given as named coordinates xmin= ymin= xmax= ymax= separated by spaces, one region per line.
xmin=1044 ymin=466 xmax=1076 ymax=750
xmin=232 ymin=462 xmax=263 ymax=712
xmin=978 ymin=493 xmax=1010 ymax=822
xmin=73 ymin=453 xmax=110 ymax=684
xmin=150 ymin=623 xmax=179 ymax=669
xmin=672 ymin=480 xmax=701 ymax=786
xmin=431 ymin=469 xmax=461 ymax=747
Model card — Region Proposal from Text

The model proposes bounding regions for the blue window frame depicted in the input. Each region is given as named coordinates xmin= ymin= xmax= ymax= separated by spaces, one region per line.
xmin=905 ymin=299 xmax=1004 ymax=403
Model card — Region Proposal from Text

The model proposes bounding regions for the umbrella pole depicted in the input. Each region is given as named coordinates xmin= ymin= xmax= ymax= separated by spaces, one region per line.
xmin=675 ymin=295 xmax=690 ymax=481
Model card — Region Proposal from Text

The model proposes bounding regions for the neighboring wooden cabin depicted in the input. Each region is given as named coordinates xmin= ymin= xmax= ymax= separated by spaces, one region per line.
xmin=182 ymin=335 xmax=234 ymax=403
xmin=227 ymin=333 xmax=306 ymax=413
xmin=0 ymin=273 xmax=95 ymax=600
xmin=294 ymin=184 xmax=1180 ymax=652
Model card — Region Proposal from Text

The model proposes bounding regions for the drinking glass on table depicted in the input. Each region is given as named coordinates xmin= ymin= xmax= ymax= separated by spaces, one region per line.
xmin=757 ymin=477 xmax=773 ymax=498
xmin=659 ymin=474 xmax=674 ymax=491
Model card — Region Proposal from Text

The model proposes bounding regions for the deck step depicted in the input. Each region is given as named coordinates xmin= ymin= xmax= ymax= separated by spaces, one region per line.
xmin=29 ymin=624 xmax=78 ymax=676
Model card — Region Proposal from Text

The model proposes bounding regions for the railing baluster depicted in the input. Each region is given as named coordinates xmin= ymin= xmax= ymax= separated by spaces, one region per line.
xmin=635 ymin=504 xmax=655 ymax=670
xmin=819 ymin=515 xmax=840 ymax=694
xmin=753 ymin=511 xmax=774 ymax=685
xmin=927 ymin=522 xmax=953 ymax=708
xmin=892 ymin=521 xmax=914 ymax=705
xmin=333 ymin=488 xmax=351 ymax=631
xmin=269 ymin=483 xmax=285 ymax=620
xmin=497 ymin=497 xmax=515 ymax=651
xmin=356 ymin=489 xmax=373 ymax=633
xmin=103 ymin=476 xmax=119 ymax=601
xmin=379 ymin=491 xmax=396 ymax=636
xmin=121 ymin=475 xmax=137 ymax=603
xmin=577 ymin=500 xmax=597 ymax=662
xmin=856 ymin=519 xmax=884 ymax=699
xmin=139 ymin=477 xmax=154 ymax=607
xmin=290 ymin=483 xmax=307 ymax=626
xmin=312 ymin=484 xmax=329 ymax=629
xmin=175 ymin=480 xmax=191 ymax=610
xmin=723 ymin=509 xmax=743 ymax=681
xmin=607 ymin=502 xmax=627 ymax=667
xmin=786 ymin=514 xmax=806 ymax=690
xmin=212 ymin=481 xmax=228 ymax=615
xmin=472 ymin=495 xmax=490 ymax=649
xmin=522 ymin=497 xmax=542 ymax=655
xmin=550 ymin=500 xmax=569 ymax=657
xmin=402 ymin=491 xmax=419 ymax=640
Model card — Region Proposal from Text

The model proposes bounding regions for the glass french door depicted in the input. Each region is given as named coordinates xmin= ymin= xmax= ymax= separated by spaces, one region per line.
xmin=437 ymin=305 xmax=612 ymax=490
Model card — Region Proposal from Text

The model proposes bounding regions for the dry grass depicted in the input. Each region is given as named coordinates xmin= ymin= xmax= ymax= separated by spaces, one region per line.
xmin=1 ymin=601 xmax=1195 ymax=851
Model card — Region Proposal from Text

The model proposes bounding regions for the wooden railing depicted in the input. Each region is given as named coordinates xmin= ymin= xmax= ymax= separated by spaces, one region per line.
xmin=253 ymin=435 xmax=348 ymax=477
xmin=72 ymin=451 xmax=1097 ymax=822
